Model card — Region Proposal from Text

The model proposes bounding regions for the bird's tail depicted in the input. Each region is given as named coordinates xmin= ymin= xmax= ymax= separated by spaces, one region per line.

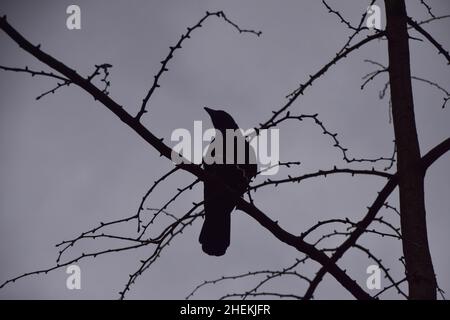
xmin=199 ymin=201 xmax=233 ymax=256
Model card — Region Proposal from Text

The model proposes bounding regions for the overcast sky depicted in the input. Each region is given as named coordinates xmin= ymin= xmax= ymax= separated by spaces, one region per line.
xmin=0 ymin=0 xmax=449 ymax=299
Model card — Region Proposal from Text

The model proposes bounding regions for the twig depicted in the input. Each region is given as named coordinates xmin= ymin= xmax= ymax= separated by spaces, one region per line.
xmin=265 ymin=113 xmax=397 ymax=167
xmin=136 ymin=167 xmax=180 ymax=232
xmin=407 ymin=17 xmax=450 ymax=65
xmin=251 ymin=167 xmax=391 ymax=191
xmin=135 ymin=11 xmax=261 ymax=120
xmin=186 ymin=258 xmax=309 ymax=299
xmin=354 ymin=244 xmax=408 ymax=299
xmin=419 ymin=0 xmax=435 ymax=19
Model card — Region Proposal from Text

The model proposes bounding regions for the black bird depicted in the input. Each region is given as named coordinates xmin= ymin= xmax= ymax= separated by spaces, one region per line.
xmin=199 ymin=107 xmax=257 ymax=256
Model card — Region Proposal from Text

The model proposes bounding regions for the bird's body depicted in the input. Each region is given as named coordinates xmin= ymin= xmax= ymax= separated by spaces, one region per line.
xmin=199 ymin=108 xmax=257 ymax=256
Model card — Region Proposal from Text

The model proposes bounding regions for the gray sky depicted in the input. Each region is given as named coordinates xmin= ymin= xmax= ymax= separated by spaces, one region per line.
xmin=0 ymin=0 xmax=449 ymax=299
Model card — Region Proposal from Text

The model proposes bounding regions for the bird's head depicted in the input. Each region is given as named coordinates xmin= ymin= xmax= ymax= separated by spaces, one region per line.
xmin=204 ymin=107 xmax=239 ymax=132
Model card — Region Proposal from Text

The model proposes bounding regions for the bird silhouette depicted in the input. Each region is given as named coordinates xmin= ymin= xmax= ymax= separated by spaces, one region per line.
xmin=199 ymin=107 xmax=257 ymax=256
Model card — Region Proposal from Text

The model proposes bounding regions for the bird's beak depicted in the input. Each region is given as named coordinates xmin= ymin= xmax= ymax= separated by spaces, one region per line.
xmin=204 ymin=107 xmax=214 ymax=115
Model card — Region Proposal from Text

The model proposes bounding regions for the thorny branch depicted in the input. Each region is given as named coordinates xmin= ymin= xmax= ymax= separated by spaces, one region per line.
xmin=135 ymin=10 xmax=261 ymax=121
xmin=136 ymin=167 xmax=180 ymax=232
xmin=265 ymin=112 xmax=397 ymax=167
xmin=362 ymin=59 xmax=449 ymax=109
xmin=407 ymin=16 xmax=450 ymax=65
xmin=186 ymin=258 xmax=310 ymax=299
xmin=419 ymin=0 xmax=435 ymax=19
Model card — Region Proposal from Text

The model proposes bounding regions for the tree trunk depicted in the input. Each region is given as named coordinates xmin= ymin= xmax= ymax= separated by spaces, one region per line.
xmin=384 ymin=0 xmax=436 ymax=299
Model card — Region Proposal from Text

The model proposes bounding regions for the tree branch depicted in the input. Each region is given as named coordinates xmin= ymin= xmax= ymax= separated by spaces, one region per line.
xmin=135 ymin=11 xmax=261 ymax=120
xmin=407 ymin=16 xmax=450 ymax=65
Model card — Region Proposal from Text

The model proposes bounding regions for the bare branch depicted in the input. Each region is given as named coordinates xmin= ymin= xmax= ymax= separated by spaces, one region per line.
xmin=36 ymin=79 xmax=71 ymax=100
xmin=217 ymin=11 xmax=262 ymax=36
xmin=187 ymin=258 xmax=309 ymax=299
xmin=136 ymin=167 xmax=180 ymax=232
xmin=135 ymin=11 xmax=261 ymax=120
xmin=322 ymin=0 xmax=360 ymax=31
xmin=255 ymin=161 xmax=301 ymax=176
xmin=259 ymin=30 xmax=385 ymax=129
xmin=354 ymin=244 xmax=407 ymax=298
xmin=411 ymin=76 xmax=450 ymax=109
xmin=1 ymin=241 xmax=147 ymax=290
xmin=414 ymin=14 xmax=450 ymax=26
xmin=138 ymin=179 xmax=200 ymax=239
xmin=120 ymin=204 xmax=203 ymax=299
xmin=407 ymin=17 xmax=450 ymax=65
xmin=221 ymin=292 xmax=303 ymax=299
xmin=419 ymin=0 xmax=436 ymax=18
xmin=266 ymin=113 xmax=397 ymax=167
xmin=383 ymin=202 xmax=400 ymax=216
xmin=0 ymin=64 xmax=68 ymax=81
xmin=55 ymin=214 xmax=138 ymax=263
xmin=251 ymin=167 xmax=391 ymax=191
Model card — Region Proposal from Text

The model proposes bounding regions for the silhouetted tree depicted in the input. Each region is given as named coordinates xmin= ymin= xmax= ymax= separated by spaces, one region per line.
xmin=0 ymin=1 xmax=449 ymax=299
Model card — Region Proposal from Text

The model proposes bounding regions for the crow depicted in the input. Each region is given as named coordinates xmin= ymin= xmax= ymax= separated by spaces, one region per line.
xmin=199 ymin=107 xmax=257 ymax=256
